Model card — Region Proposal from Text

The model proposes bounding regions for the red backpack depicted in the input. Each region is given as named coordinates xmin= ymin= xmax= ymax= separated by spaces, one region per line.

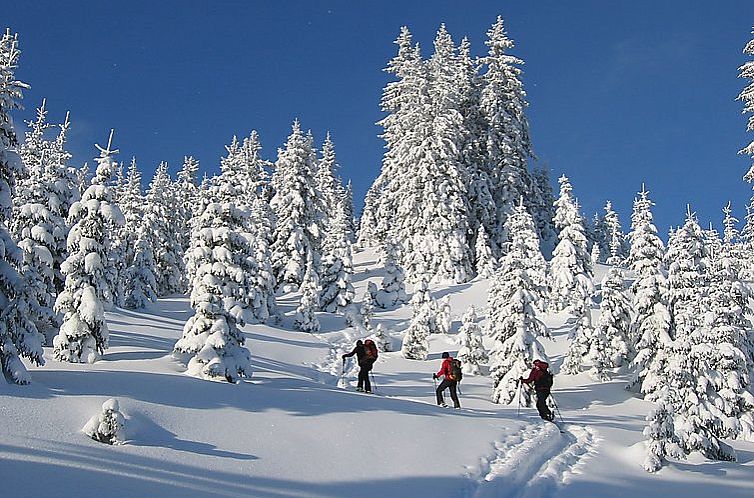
xmin=364 ymin=339 xmax=379 ymax=362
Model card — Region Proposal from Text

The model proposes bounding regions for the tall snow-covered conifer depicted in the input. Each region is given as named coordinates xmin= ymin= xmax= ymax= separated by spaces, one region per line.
xmin=145 ymin=162 xmax=185 ymax=296
xmin=0 ymin=28 xmax=46 ymax=383
xmin=174 ymin=202 xmax=253 ymax=382
xmin=487 ymin=202 xmax=549 ymax=405
xmin=270 ymin=120 xmax=321 ymax=290
xmin=54 ymin=131 xmax=124 ymax=363
xmin=626 ymin=186 xmax=671 ymax=391
xmin=374 ymin=240 xmax=408 ymax=308
xmin=549 ymin=175 xmax=593 ymax=313
xmin=457 ymin=305 xmax=487 ymax=375
xmin=590 ymin=267 xmax=632 ymax=381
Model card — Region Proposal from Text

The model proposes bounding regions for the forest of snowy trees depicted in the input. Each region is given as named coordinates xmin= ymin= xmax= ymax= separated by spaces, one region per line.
xmin=3 ymin=16 xmax=754 ymax=476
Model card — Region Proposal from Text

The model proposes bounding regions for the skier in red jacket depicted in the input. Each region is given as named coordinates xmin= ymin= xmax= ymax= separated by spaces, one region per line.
xmin=433 ymin=352 xmax=461 ymax=409
xmin=520 ymin=360 xmax=554 ymax=421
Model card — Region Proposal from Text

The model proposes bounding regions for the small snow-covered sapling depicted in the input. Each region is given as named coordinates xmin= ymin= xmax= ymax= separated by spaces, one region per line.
xmin=83 ymin=398 xmax=125 ymax=445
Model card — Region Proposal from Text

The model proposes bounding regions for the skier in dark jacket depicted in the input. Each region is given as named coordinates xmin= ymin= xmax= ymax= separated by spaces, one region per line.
xmin=433 ymin=352 xmax=461 ymax=409
xmin=520 ymin=359 xmax=554 ymax=421
xmin=342 ymin=340 xmax=375 ymax=393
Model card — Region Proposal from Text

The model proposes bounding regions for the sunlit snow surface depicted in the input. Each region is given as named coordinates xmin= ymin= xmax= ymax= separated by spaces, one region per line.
xmin=1 ymin=250 xmax=753 ymax=498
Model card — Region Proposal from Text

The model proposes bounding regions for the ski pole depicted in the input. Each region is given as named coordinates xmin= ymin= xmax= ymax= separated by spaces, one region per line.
xmin=516 ymin=380 xmax=522 ymax=418
xmin=550 ymin=393 xmax=566 ymax=424
xmin=370 ymin=371 xmax=377 ymax=393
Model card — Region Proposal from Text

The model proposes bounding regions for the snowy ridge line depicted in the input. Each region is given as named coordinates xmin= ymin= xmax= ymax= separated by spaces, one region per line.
xmin=470 ymin=422 xmax=595 ymax=498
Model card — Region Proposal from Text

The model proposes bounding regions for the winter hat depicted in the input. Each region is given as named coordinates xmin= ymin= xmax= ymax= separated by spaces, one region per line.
xmin=441 ymin=352 xmax=450 ymax=359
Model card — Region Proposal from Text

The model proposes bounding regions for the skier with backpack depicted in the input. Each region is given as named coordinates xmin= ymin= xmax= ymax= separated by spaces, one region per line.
xmin=433 ymin=352 xmax=462 ymax=409
xmin=520 ymin=359 xmax=554 ymax=421
xmin=342 ymin=339 xmax=378 ymax=393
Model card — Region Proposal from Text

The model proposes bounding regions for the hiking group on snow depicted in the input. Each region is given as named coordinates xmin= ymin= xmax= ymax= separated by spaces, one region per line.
xmin=2 ymin=12 xmax=754 ymax=477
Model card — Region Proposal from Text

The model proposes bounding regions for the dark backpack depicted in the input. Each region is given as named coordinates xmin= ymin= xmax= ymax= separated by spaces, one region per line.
xmin=364 ymin=339 xmax=378 ymax=362
xmin=534 ymin=370 xmax=553 ymax=390
xmin=448 ymin=358 xmax=463 ymax=382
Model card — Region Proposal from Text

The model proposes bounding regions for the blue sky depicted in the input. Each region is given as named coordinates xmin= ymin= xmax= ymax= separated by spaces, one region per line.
xmin=5 ymin=1 xmax=754 ymax=235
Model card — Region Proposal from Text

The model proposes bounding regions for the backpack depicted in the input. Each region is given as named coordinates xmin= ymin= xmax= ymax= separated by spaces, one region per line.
xmin=534 ymin=370 xmax=553 ymax=390
xmin=364 ymin=339 xmax=378 ymax=362
xmin=448 ymin=358 xmax=463 ymax=382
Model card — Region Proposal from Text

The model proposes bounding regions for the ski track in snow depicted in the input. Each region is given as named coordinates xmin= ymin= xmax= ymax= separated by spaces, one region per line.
xmin=470 ymin=422 xmax=595 ymax=498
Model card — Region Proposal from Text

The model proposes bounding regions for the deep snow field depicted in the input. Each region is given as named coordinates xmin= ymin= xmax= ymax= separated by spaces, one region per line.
xmin=1 ymin=249 xmax=753 ymax=498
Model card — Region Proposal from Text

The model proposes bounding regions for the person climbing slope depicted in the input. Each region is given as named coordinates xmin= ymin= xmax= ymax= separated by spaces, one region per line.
xmin=342 ymin=339 xmax=378 ymax=393
xmin=433 ymin=352 xmax=461 ymax=409
xmin=520 ymin=359 xmax=554 ymax=421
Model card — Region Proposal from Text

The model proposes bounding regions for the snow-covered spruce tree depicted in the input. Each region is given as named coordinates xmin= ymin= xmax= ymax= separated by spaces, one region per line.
xmin=721 ymin=202 xmax=744 ymax=279
xmin=374 ymin=240 xmax=408 ymax=308
xmin=626 ymin=185 xmax=671 ymax=391
xmin=47 ymin=112 xmax=79 ymax=292
xmin=487 ymin=203 xmax=549 ymax=405
xmin=249 ymin=196 xmax=278 ymax=322
xmin=508 ymin=199 xmax=548 ymax=311
xmin=457 ymin=305 xmax=487 ymax=375
xmin=587 ymin=211 xmax=609 ymax=263
xmin=664 ymin=207 xmax=707 ymax=346
xmin=643 ymin=390 xmax=684 ymax=472
xmin=54 ymin=132 xmax=124 ymax=363
xmin=701 ymin=221 xmax=754 ymax=441
xmin=590 ymin=244 xmax=601 ymax=267
xmin=370 ymin=25 xmax=473 ymax=284
xmin=549 ymin=175 xmax=594 ymax=313
xmin=123 ymin=223 xmax=158 ymax=310
xmin=342 ymin=180 xmax=357 ymax=243
xmin=83 ymin=398 xmax=125 ymax=445
xmin=118 ymin=157 xmax=143 ymax=269
xmin=315 ymin=132 xmax=345 ymax=255
xmin=14 ymin=203 xmax=58 ymax=343
xmin=216 ymin=132 xmax=269 ymax=208
xmin=480 ymin=16 xmax=546 ymax=255
xmin=589 ymin=267 xmax=632 ymax=381
xmin=739 ymin=27 xmax=754 ymax=280
xmin=531 ymin=167 xmax=557 ymax=256
xmin=361 ymin=283 xmax=376 ymax=332
xmin=11 ymin=103 xmax=62 ymax=341
xmin=14 ymin=104 xmax=76 ymax=296
xmin=401 ymin=294 xmax=432 ymax=360
xmin=435 ymin=295 xmax=452 ymax=335
xmin=173 ymin=202 xmax=252 ymax=382
xmin=145 ymin=162 xmax=185 ymax=296
xmin=175 ymin=155 xmax=200 ymax=252
xmin=369 ymin=27 xmax=424 ymax=250
xmin=739 ymin=26 xmax=754 ymax=181
xmin=356 ymin=181 xmax=381 ymax=248
xmin=75 ymin=162 xmax=90 ymax=199
xmin=603 ymin=200 xmax=628 ymax=266
xmin=372 ymin=323 xmax=391 ymax=352
xmin=0 ymin=29 xmax=46 ymax=383
xmin=319 ymin=197 xmax=355 ymax=313
xmin=294 ymin=255 xmax=321 ymax=333
xmin=270 ymin=120 xmax=321 ymax=290
xmin=395 ymin=25 xmax=472 ymax=284
xmin=639 ymin=208 xmax=739 ymax=464
xmin=459 ymin=36 xmax=495 ymax=260
xmin=474 ymin=224 xmax=497 ymax=278
xmin=408 ymin=276 xmax=444 ymax=335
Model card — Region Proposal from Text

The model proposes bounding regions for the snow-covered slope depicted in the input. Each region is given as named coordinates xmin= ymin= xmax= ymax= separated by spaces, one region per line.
xmin=1 ymin=250 xmax=753 ymax=498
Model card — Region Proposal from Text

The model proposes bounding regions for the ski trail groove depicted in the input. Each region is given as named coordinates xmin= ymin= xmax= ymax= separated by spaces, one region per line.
xmin=471 ymin=422 xmax=595 ymax=498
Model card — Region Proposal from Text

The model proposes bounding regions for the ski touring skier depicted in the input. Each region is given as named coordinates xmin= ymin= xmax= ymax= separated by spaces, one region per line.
xmin=520 ymin=359 xmax=554 ymax=421
xmin=433 ymin=352 xmax=462 ymax=409
xmin=342 ymin=339 xmax=378 ymax=393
